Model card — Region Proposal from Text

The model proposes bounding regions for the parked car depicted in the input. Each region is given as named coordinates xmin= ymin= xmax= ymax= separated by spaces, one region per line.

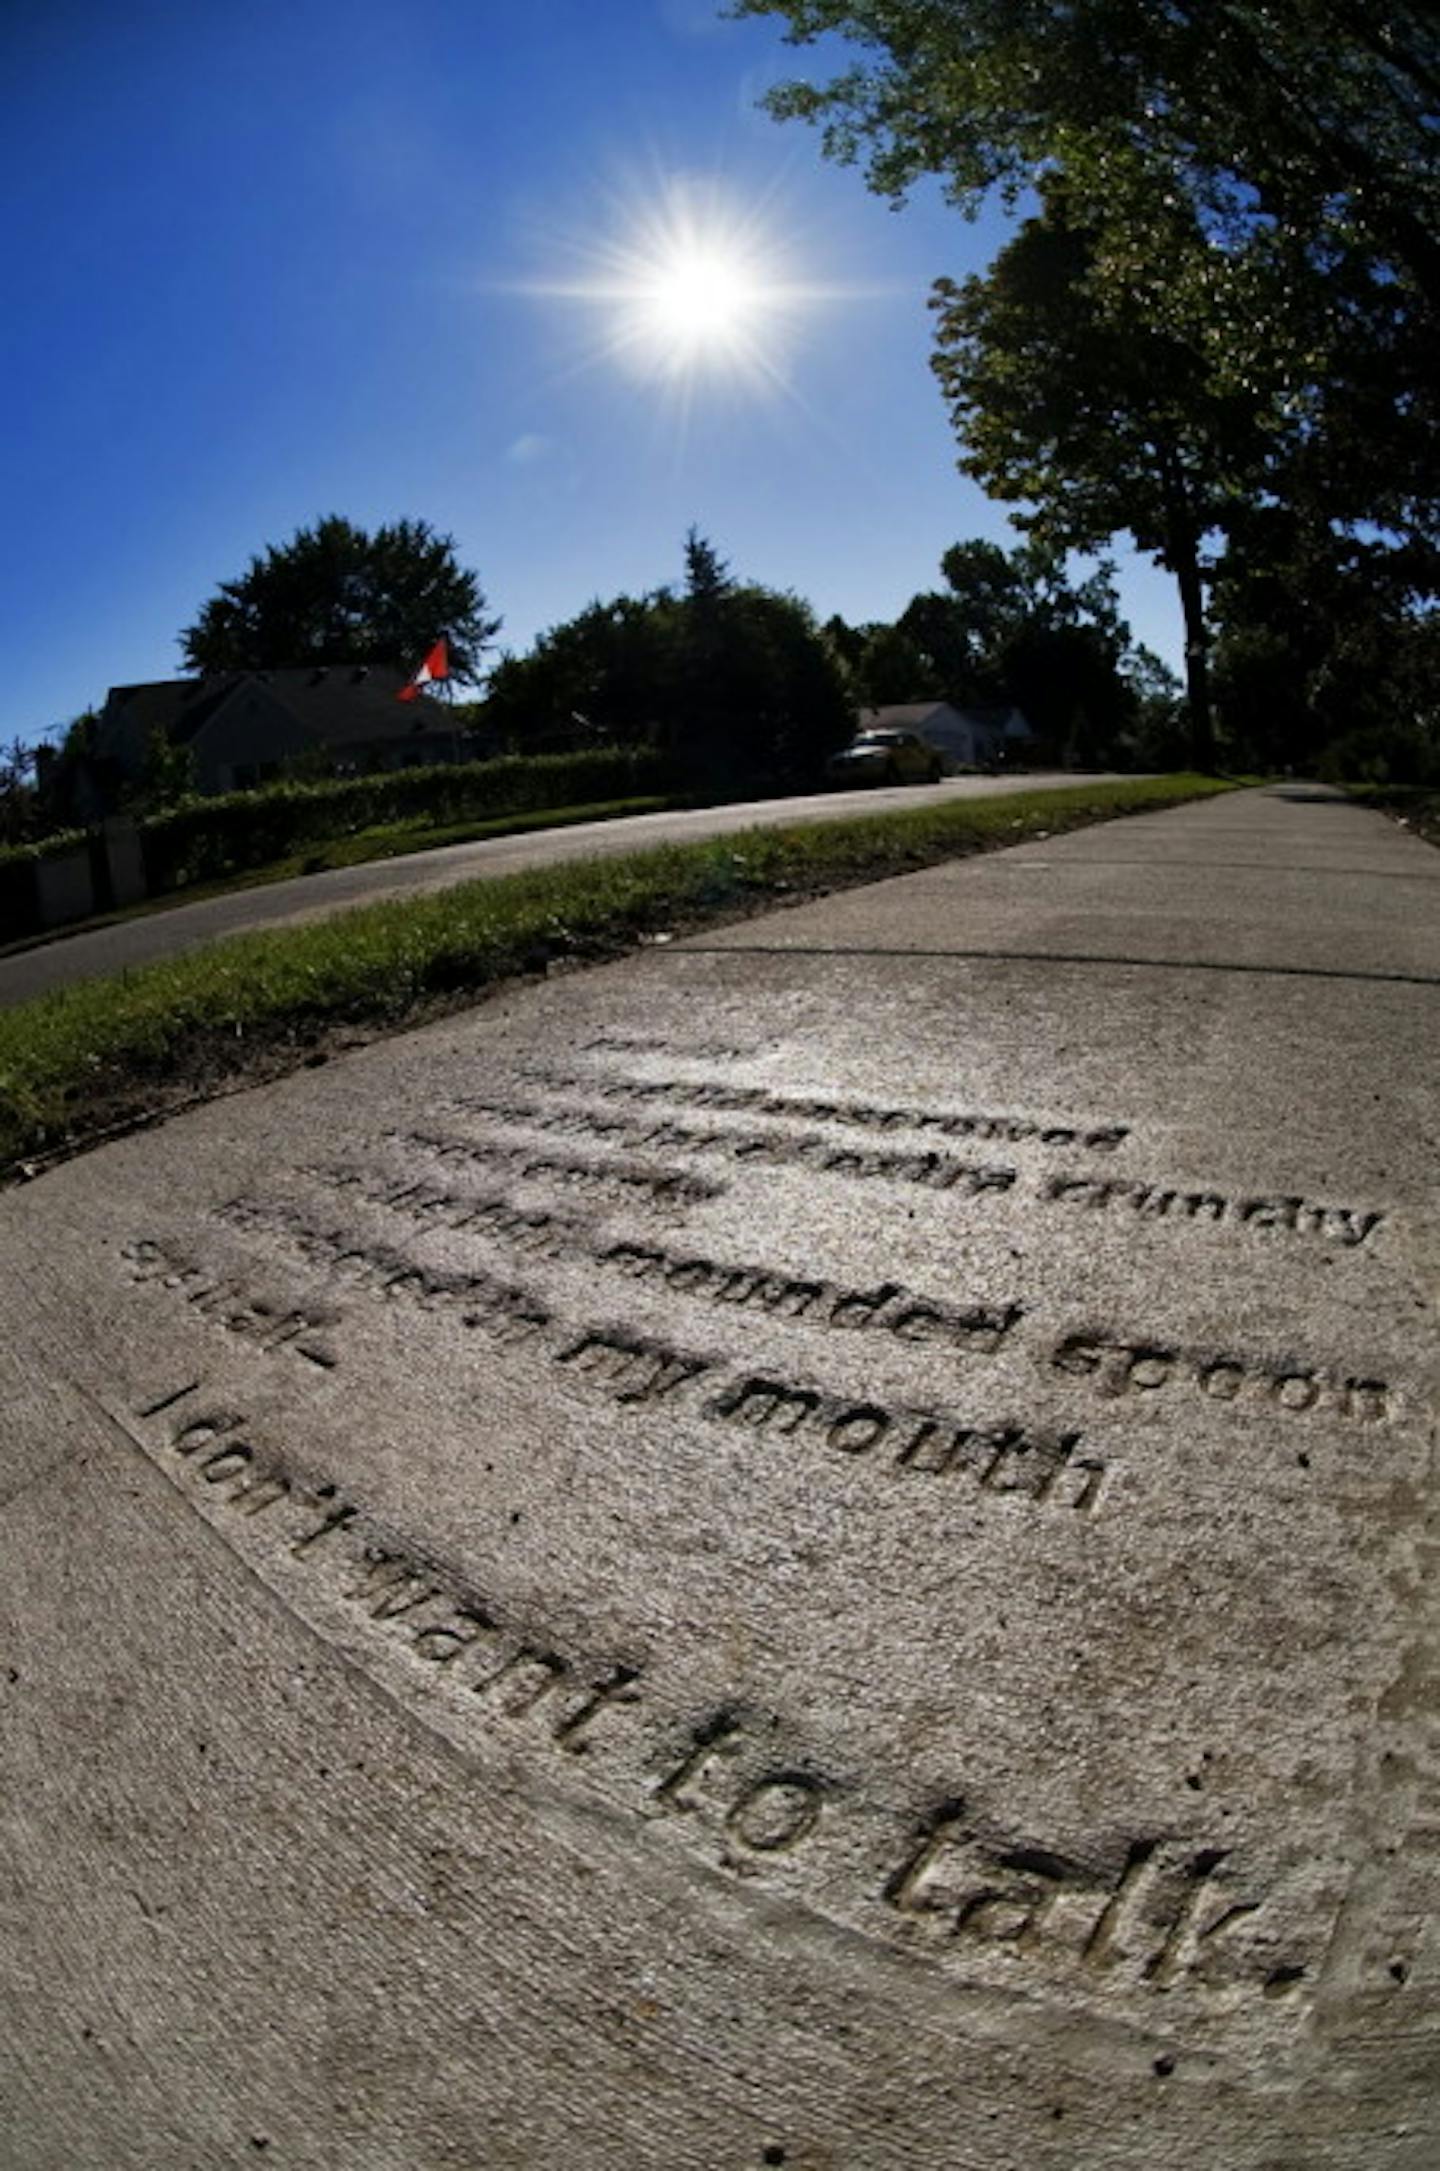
xmin=826 ymin=728 xmax=944 ymax=786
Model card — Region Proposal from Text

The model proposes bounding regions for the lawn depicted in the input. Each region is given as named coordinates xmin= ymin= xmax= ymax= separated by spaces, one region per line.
xmin=0 ymin=774 xmax=1239 ymax=1178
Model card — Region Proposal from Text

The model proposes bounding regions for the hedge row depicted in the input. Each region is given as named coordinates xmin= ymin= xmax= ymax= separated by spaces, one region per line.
xmin=0 ymin=750 xmax=674 ymax=942
xmin=0 ymin=828 xmax=91 ymax=943
xmin=138 ymin=746 xmax=671 ymax=891
xmin=0 ymin=826 xmax=88 ymax=873
xmin=0 ymin=858 xmax=40 ymax=940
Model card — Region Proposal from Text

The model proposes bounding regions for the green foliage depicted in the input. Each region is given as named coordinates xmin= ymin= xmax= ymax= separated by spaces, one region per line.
xmin=0 ymin=738 xmax=40 ymax=847
xmin=180 ymin=515 xmax=501 ymax=683
xmin=683 ymin=526 xmax=733 ymax=602
xmin=830 ymin=534 xmax=1148 ymax=765
xmin=734 ymin=0 xmax=1439 ymax=774
xmin=1213 ymin=519 xmax=1440 ymax=781
xmin=0 ymin=826 xmax=82 ymax=943
xmin=932 ymin=189 xmax=1437 ymax=773
xmin=0 ymin=827 xmax=88 ymax=873
xmin=929 ymin=189 xmax=1287 ymax=765
xmin=486 ymin=594 xmax=677 ymax=749
xmin=137 ymin=748 xmax=670 ymax=893
xmin=671 ymin=578 xmax=852 ymax=798
xmin=32 ymin=710 xmax=104 ymax=832
xmin=732 ymin=2 xmax=1440 ymax=306
xmin=483 ymin=534 xmax=851 ymax=797
xmin=0 ymin=819 xmax=95 ymax=943
xmin=0 ymin=774 xmax=1235 ymax=1172
xmin=136 ymin=721 xmax=197 ymax=812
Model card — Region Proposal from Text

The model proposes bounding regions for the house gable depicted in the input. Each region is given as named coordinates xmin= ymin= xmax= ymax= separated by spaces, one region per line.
xmin=858 ymin=701 xmax=1033 ymax=767
xmin=96 ymin=665 xmax=459 ymax=797
xmin=185 ymin=683 xmax=323 ymax=793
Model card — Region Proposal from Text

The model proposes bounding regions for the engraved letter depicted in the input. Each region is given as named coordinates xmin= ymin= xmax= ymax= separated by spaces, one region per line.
xmin=473 ymin=1647 xmax=568 ymax=1714
xmin=603 ymin=1243 xmax=665 ymax=1281
xmin=829 ymin=1283 xmax=901 ymax=1330
xmin=172 ymin=1413 xmax=244 ymax=1458
xmin=291 ymin=1498 xmax=358 ymax=1555
xmin=890 ymin=1304 xmax=947 ymax=1345
xmin=1341 ymin=1378 xmax=1390 ymax=1423
xmin=413 ymin=1609 xmax=497 ymax=1664
xmin=1082 ymin=1841 xmax=1160 ymax=1971
xmin=708 ymin=1378 xmax=820 ymax=1436
xmin=1241 ymin=1196 xmax=1303 ymax=1232
xmin=554 ymin=1665 xmax=643 ymax=1751
xmin=1052 ymin=1333 xmax=1103 ymax=1379
xmin=725 ymin=1773 xmax=826 ymax=1854
xmin=884 ymin=1800 xmax=970 ymax=1918
xmin=968 ymin=1166 xmax=1017 ymax=1196
xmin=347 ymin=1553 xmax=438 ymax=1620
xmin=826 ymin=1406 xmax=890 ymax=1456
xmin=1121 ymin=1347 xmax=1176 ymax=1394
xmin=1273 ymin=1372 xmax=1320 ymax=1413
xmin=1329 ymin=1209 xmax=1384 ymax=1249
xmin=654 ymin=1714 xmax=743 ymax=1812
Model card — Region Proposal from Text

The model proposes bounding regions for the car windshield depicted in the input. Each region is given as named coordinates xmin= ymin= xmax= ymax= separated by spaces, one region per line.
xmin=852 ymin=733 xmax=903 ymax=748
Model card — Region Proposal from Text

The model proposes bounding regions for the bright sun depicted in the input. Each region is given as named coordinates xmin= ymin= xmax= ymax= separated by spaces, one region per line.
xmin=637 ymin=248 xmax=762 ymax=348
xmin=525 ymin=175 xmax=835 ymax=398
xmin=609 ymin=209 xmax=784 ymax=385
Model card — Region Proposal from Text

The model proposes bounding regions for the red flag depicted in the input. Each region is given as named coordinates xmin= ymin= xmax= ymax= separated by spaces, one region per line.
xmin=397 ymin=638 xmax=448 ymax=702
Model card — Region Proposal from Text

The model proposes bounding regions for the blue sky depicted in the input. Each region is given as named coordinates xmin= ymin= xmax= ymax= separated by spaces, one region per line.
xmin=2 ymin=0 xmax=1182 ymax=745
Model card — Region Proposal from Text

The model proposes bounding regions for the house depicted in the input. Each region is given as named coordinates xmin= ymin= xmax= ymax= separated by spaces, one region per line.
xmin=92 ymin=665 xmax=484 ymax=801
xmin=857 ymin=701 xmax=1033 ymax=771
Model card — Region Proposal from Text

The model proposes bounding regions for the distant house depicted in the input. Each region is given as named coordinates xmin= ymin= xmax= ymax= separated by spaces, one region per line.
xmin=858 ymin=701 xmax=1033 ymax=770
xmin=92 ymin=665 xmax=485 ymax=801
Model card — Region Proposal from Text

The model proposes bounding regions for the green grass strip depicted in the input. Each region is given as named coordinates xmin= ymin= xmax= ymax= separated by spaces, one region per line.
xmin=0 ymin=775 xmax=1236 ymax=1174
xmin=249 ymin=792 xmax=677 ymax=879
xmin=142 ymin=793 xmax=674 ymax=909
xmin=1 ymin=795 xmax=678 ymax=951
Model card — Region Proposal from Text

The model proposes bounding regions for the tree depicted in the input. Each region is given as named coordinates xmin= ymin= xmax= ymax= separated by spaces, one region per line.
xmin=484 ymin=593 xmax=677 ymax=750
xmin=180 ymin=516 xmax=501 ymax=683
xmin=136 ymin=722 xmax=198 ymax=811
xmin=818 ymin=535 xmax=1145 ymax=756
xmin=0 ymin=738 xmax=39 ymax=846
xmin=682 ymin=527 xmax=733 ymax=605
xmin=732 ymin=1 xmax=1440 ymax=309
xmin=1213 ymin=513 xmax=1440 ymax=781
xmin=737 ymin=1 xmax=1439 ymax=768
xmin=483 ymin=536 xmax=851 ymax=796
xmin=30 ymin=710 xmax=107 ymax=831
xmin=673 ymin=577 xmax=851 ymax=797
xmin=927 ymin=191 xmax=1290 ymax=764
xmin=899 ymin=538 xmax=1140 ymax=759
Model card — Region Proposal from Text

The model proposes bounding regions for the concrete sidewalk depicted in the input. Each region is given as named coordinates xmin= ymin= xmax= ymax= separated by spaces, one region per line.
xmin=2 ymin=785 xmax=1436 ymax=2168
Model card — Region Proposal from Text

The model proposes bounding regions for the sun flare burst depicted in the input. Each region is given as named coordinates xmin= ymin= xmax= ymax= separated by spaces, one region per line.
xmin=522 ymin=173 xmax=854 ymax=403
xmin=638 ymin=246 xmax=763 ymax=350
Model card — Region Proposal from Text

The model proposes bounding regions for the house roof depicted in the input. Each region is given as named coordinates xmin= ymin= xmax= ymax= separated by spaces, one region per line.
xmin=97 ymin=677 xmax=233 ymax=755
xmin=857 ymin=703 xmax=956 ymax=730
xmin=859 ymin=701 xmax=1031 ymax=738
xmin=100 ymin=666 xmax=452 ymax=757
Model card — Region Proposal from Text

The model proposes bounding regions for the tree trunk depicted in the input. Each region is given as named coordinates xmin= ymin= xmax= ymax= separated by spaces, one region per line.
xmin=1159 ymin=447 xmax=1217 ymax=772
xmin=1174 ymin=542 xmax=1216 ymax=773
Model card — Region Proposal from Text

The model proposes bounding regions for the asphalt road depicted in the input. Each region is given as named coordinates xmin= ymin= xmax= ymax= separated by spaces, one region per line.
xmin=0 ymin=772 xmax=1118 ymax=1008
